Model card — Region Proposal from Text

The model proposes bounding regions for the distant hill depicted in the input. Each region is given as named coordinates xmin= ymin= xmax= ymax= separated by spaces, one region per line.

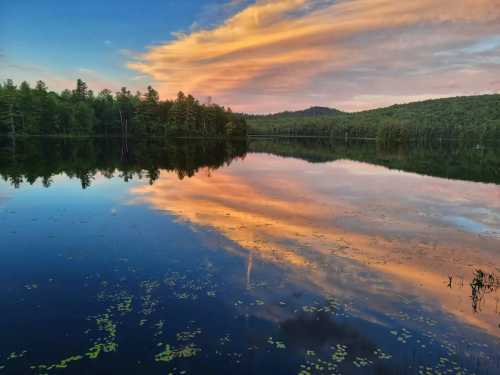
xmin=247 ymin=94 xmax=500 ymax=144
xmin=269 ymin=106 xmax=344 ymax=118
xmin=246 ymin=106 xmax=344 ymax=119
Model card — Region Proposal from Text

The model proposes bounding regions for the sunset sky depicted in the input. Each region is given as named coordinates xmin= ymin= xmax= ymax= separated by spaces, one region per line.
xmin=1 ymin=0 xmax=500 ymax=113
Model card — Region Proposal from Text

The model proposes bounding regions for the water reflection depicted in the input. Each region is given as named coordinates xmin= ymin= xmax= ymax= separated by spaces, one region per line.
xmin=131 ymin=153 xmax=500 ymax=336
xmin=470 ymin=270 xmax=500 ymax=313
xmin=0 ymin=137 xmax=248 ymax=188
xmin=2 ymin=137 xmax=500 ymax=187
xmin=250 ymin=138 xmax=500 ymax=185
xmin=1 ymin=137 xmax=499 ymax=374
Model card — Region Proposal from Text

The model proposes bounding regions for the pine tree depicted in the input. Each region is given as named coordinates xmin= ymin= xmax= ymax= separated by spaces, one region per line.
xmin=0 ymin=79 xmax=18 ymax=136
xmin=184 ymin=95 xmax=197 ymax=134
xmin=73 ymin=79 xmax=88 ymax=102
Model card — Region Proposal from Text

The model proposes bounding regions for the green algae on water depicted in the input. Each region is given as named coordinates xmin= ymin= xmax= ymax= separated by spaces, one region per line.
xmin=267 ymin=337 xmax=286 ymax=349
xmin=155 ymin=344 xmax=201 ymax=363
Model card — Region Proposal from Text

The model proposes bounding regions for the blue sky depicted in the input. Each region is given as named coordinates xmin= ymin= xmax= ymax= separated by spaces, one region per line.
xmin=1 ymin=0 xmax=242 ymax=91
xmin=1 ymin=0 xmax=499 ymax=113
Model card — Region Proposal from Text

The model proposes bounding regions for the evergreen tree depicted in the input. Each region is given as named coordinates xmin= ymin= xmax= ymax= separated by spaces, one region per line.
xmin=137 ymin=85 xmax=160 ymax=134
xmin=0 ymin=78 xmax=247 ymax=138
xmin=184 ymin=95 xmax=197 ymax=134
xmin=94 ymin=89 xmax=116 ymax=136
xmin=74 ymin=102 xmax=94 ymax=134
xmin=73 ymin=79 xmax=88 ymax=102
xmin=0 ymin=79 xmax=18 ymax=135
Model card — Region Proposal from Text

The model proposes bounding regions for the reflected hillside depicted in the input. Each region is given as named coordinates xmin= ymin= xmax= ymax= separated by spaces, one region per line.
xmin=250 ymin=138 xmax=500 ymax=185
xmin=1 ymin=137 xmax=499 ymax=188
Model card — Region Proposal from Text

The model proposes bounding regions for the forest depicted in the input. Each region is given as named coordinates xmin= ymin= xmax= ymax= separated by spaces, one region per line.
xmin=0 ymin=79 xmax=248 ymax=138
xmin=1 ymin=78 xmax=499 ymax=145
xmin=247 ymin=95 xmax=500 ymax=144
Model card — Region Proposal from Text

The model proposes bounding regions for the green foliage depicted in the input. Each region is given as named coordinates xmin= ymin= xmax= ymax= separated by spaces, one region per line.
xmin=247 ymin=95 xmax=500 ymax=144
xmin=0 ymin=79 xmax=248 ymax=138
xmin=376 ymin=118 xmax=409 ymax=147
xmin=0 ymin=79 xmax=19 ymax=135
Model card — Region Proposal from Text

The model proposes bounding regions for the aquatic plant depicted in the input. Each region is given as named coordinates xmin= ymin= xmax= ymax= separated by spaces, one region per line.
xmin=155 ymin=344 xmax=201 ymax=362
xmin=470 ymin=269 xmax=499 ymax=312
xmin=389 ymin=328 xmax=412 ymax=344
xmin=54 ymin=355 xmax=83 ymax=369
xmin=176 ymin=328 xmax=202 ymax=342
xmin=267 ymin=337 xmax=286 ymax=349
xmin=155 ymin=345 xmax=176 ymax=362
xmin=373 ymin=348 xmax=392 ymax=360
xmin=7 ymin=351 xmax=27 ymax=360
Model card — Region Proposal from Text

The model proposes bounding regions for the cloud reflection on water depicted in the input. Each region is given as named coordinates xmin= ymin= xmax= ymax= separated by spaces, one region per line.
xmin=131 ymin=153 xmax=500 ymax=336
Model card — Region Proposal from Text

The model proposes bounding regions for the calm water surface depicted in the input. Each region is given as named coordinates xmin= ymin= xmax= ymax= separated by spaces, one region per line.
xmin=0 ymin=138 xmax=499 ymax=374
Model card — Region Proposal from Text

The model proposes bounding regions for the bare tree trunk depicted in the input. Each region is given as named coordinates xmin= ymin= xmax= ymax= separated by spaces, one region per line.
xmin=119 ymin=110 xmax=124 ymax=138
xmin=120 ymin=110 xmax=124 ymax=160
xmin=9 ymin=104 xmax=15 ymax=137
xmin=125 ymin=118 xmax=129 ymax=153
xmin=11 ymin=134 xmax=16 ymax=161
xmin=121 ymin=138 xmax=125 ymax=161
xmin=120 ymin=114 xmax=129 ymax=161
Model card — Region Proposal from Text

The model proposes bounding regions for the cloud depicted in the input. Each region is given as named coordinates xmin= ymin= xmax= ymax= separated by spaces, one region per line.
xmin=0 ymin=57 xmax=74 ymax=91
xmin=127 ymin=0 xmax=500 ymax=112
xmin=77 ymin=67 xmax=97 ymax=75
xmin=117 ymin=49 xmax=135 ymax=57
xmin=0 ymin=56 xmax=139 ymax=94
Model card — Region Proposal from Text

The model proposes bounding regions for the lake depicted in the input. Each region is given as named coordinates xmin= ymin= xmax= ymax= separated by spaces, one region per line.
xmin=0 ymin=137 xmax=499 ymax=374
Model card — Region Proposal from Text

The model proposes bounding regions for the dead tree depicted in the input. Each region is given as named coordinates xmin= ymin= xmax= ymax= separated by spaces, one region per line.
xmin=119 ymin=110 xmax=129 ymax=161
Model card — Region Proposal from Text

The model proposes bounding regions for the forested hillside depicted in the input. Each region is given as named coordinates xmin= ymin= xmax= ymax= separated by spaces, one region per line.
xmin=0 ymin=79 xmax=248 ymax=138
xmin=248 ymin=95 xmax=500 ymax=144
xmin=246 ymin=106 xmax=344 ymax=119
xmin=2 ymin=77 xmax=498 ymax=144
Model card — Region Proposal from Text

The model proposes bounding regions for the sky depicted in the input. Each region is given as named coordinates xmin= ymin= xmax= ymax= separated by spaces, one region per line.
xmin=1 ymin=0 xmax=500 ymax=113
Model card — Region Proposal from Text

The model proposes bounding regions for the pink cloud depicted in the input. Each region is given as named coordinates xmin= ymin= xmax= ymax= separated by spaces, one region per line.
xmin=128 ymin=0 xmax=500 ymax=113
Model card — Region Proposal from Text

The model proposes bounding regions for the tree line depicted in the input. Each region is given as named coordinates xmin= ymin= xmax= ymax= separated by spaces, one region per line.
xmin=0 ymin=79 xmax=248 ymax=138
xmin=247 ymin=95 xmax=500 ymax=145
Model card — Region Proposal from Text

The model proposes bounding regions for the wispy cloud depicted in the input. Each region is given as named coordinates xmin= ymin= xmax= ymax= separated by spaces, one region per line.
xmin=127 ymin=0 xmax=500 ymax=112
xmin=0 ymin=56 xmax=137 ymax=94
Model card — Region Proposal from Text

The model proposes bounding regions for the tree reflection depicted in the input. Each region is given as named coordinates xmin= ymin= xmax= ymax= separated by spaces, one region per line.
xmin=2 ymin=137 xmax=499 ymax=188
xmin=249 ymin=138 xmax=500 ymax=184
xmin=470 ymin=270 xmax=499 ymax=313
xmin=0 ymin=137 xmax=248 ymax=189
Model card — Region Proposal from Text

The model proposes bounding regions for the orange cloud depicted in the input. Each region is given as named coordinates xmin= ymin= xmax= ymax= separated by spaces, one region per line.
xmin=128 ymin=0 xmax=500 ymax=112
